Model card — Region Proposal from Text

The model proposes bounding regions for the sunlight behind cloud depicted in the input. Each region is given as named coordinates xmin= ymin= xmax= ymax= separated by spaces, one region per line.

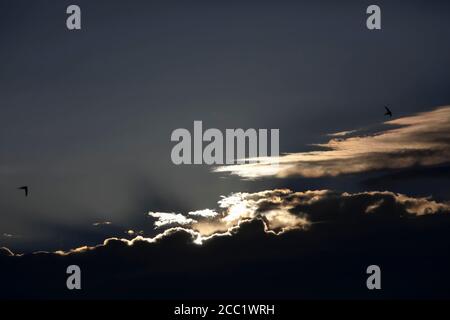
xmin=214 ymin=106 xmax=450 ymax=179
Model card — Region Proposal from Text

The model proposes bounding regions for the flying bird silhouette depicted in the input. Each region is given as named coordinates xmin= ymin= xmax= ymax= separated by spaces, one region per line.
xmin=18 ymin=186 xmax=29 ymax=197
xmin=384 ymin=106 xmax=393 ymax=118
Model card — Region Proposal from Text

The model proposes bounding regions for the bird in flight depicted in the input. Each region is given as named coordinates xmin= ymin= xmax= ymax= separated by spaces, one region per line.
xmin=384 ymin=106 xmax=393 ymax=118
xmin=18 ymin=186 xmax=29 ymax=197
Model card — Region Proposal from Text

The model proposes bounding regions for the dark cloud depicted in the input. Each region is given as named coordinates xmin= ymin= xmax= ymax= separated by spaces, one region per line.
xmin=0 ymin=247 xmax=14 ymax=257
xmin=142 ymin=189 xmax=450 ymax=240
xmin=2 ymin=188 xmax=450 ymax=299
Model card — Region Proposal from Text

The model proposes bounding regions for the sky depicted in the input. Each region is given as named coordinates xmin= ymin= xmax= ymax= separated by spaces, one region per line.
xmin=1 ymin=0 xmax=450 ymax=299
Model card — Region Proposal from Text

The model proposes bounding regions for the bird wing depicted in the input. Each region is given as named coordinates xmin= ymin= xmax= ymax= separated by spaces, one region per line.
xmin=18 ymin=186 xmax=28 ymax=196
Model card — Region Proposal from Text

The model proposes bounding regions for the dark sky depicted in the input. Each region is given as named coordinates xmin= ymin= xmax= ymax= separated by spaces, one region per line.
xmin=1 ymin=0 xmax=450 ymax=254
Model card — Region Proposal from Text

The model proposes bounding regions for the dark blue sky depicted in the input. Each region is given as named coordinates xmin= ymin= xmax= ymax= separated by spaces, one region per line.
xmin=1 ymin=0 xmax=450 ymax=252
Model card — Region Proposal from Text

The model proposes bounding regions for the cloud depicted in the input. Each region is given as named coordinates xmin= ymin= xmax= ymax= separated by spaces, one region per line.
xmin=125 ymin=229 xmax=144 ymax=236
xmin=2 ymin=190 xmax=450 ymax=299
xmin=215 ymin=106 xmax=450 ymax=179
xmin=92 ymin=221 xmax=112 ymax=226
xmin=0 ymin=247 xmax=14 ymax=257
xmin=1 ymin=189 xmax=450 ymax=299
xmin=188 ymin=209 xmax=219 ymax=218
xmin=148 ymin=212 xmax=197 ymax=228
xmin=146 ymin=189 xmax=311 ymax=238
xmin=177 ymin=189 xmax=448 ymax=231
xmin=110 ymin=189 xmax=450 ymax=247
xmin=2 ymin=189 xmax=448 ymax=259
xmin=327 ymin=129 xmax=357 ymax=137
xmin=2 ymin=233 xmax=21 ymax=239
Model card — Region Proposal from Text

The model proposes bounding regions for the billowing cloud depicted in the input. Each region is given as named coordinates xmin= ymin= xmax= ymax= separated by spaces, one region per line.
xmin=2 ymin=189 xmax=450 ymax=299
xmin=3 ymin=189 xmax=448 ymax=258
xmin=143 ymin=189 xmax=450 ymax=242
xmin=215 ymin=106 xmax=450 ymax=179
xmin=147 ymin=189 xmax=310 ymax=238
xmin=148 ymin=212 xmax=197 ymax=228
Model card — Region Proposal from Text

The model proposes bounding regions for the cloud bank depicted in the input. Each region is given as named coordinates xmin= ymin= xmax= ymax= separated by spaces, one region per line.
xmin=2 ymin=188 xmax=450 ymax=299
xmin=29 ymin=188 xmax=446 ymax=254
xmin=147 ymin=189 xmax=449 ymax=241
xmin=215 ymin=106 xmax=450 ymax=179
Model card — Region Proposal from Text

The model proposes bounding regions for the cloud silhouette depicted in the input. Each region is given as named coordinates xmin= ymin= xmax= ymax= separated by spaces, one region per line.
xmin=215 ymin=106 xmax=450 ymax=179
xmin=142 ymin=189 xmax=450 ymax=242
xmin=2 ymin=189 xmax=450 ymax=299
xmin=4 ymin=188 xmax=447 ymax=257
xmin=2 ymin=203 xmax=450 ymax=299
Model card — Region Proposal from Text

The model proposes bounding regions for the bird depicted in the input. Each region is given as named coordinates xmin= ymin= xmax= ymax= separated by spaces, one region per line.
xmin=18 ymin=186 xmax=29 ymax=197
xmin=384 ymin=106 xmax=393 ymax=118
